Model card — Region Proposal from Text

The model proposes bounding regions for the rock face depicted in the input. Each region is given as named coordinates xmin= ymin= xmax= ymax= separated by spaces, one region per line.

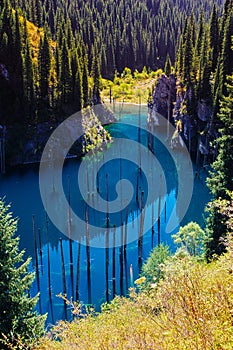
xmin=6 ymin=104 xmax=114 ymax=166
xmin=0 ymin=63 xmax=9 ymax=81
xmin=148 ymin=74 xmax=176 ymax=123
xmin=148 ymin=74 xmax=214 ymax=157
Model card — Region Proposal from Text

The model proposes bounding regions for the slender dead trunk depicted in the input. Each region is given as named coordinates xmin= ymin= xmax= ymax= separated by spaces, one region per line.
xmin=112 ymin=225 xmax=116 ymax=297
xmin=158 ymin=174 xmax=162 ymax=245
xmin=105 ymin=230 xmax=109 ymax=302
xmin=85 ymin=207 xmax=92 ymax=305
xmin=59 ymin=238 xmax=67 ymax=319
xmin=151 ymin=202 xmax=155 ymax=248
xmin=38 ymin=228 xmax=43 ymax=275
xmin=32 ymin=215 xmax=41 ymax=313
xmin=67 ymin=177 xmax=74 ymax=299
xmin=138 ymin=192 xmax=145 ymax=270
xmin=76 ymin=241 xmax=81 ymax=301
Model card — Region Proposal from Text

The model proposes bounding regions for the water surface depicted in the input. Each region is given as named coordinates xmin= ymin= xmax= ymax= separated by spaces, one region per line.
xmin=0 ymin=104 xmax=210 ymax=325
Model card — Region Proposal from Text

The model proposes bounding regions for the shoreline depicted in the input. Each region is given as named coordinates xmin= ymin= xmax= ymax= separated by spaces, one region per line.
xmin=103 ymin=99 xmax=148 ymax=107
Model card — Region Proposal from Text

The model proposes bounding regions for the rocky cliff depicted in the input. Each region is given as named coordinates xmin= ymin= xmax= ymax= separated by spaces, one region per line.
xmin=148 ymin=74 xmax=216 ymax=165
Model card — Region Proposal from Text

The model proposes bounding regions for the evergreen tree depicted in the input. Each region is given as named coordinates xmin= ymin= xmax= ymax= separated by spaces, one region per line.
xmin=82 ymin=51 xmax=89 ymax=107
xmin=175 ymin=35 xmax=183 ymax=74
xmin=24 ymin=38 xmax=35 ymax=117
xmin=38 ymin=31 xmax=51 ymax=100
xmin=182 ymin=21 xmax=194 ymax=85
xmin=198 ymin=31 xmax=212 ymax=102
xmin=206 ymin=74 xmax=233 ymax=258
xmin=196 ymin=9 xmax=205 ymax=57
xmin=209 ymin=4 xmax=219 ymax=71
xmin=0 ymin=199 xmax=46 ymax=347
xmin=35 ymin=0 xmax=43 ymax=27
xmin=213 ymin=2 xmax=233 ymax=114
xmin=164 ymin=53 xmax=172 ymax=76
xmin=74 ymin=58 xmax=83 ymax=111
xmin=60 ymin=39 xmax=72 ymax=104
xmin=13 ymin=10 xmax=24 ymax=106
xmin=91 ymin=42 xmax=101 ymax=104
xmin=207 ymin=75 xmax=233 ymax=198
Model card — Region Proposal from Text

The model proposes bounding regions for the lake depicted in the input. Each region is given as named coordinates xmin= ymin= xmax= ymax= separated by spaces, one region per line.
xmin=0 ymin=103 xmax=210 ymax=325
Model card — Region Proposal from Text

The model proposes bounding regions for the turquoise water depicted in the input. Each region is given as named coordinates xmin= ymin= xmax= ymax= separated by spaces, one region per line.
xmin=0 ymin=104 xmax=210 ymax=325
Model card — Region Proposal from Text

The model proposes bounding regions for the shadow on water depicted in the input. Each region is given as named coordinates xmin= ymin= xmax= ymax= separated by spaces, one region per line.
xmin=0 ymin=104 xmax=210 ymax=325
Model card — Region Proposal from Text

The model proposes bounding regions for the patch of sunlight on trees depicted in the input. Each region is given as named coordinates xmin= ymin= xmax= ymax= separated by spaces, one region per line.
xmin=101 ymin=67 xmax=163 ymax=104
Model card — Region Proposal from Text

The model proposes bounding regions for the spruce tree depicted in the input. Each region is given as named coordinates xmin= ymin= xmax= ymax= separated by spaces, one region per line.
xmin=207 ymin=75 xmax=233 ymax=198
xmin=82 ymin=51 xmax=89 ymax=107
xmin=182 ymin=21 xmax=194 ymax=85
xmin=0 ymin=199 xmax=46 ymax=348
xmin=164 ymin=53 xmax=172 ymax=76
xmin=196 ymin=9 xmax=205 ymax=57
xmin=13 ymin=10 xmax=24 ymax=105
xmin=213 ymin=18 xmax=232 ymax=118
xmin=24 ymin=39 xmax=35 ymax=117
xmin=198 ymin=31 xmax=212 ymax=102
xmin=60 ymin=38 xmax=72 ymax=104
xmin=91 ymin=42 xmax=101 ymax=104
xmin=206 ymin=74 xmax=233 ymax=258
xmin=74 ymin=59 xmax=83 ymax=111
xmin=209 ymin=4 xmax=219 ymax=71
xmin=38 ymin=31 xmax=51 ymax=100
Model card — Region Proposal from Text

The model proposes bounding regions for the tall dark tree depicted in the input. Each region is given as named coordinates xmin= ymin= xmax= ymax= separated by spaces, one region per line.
xmin=60 ymin=39 xmax=72 ymax=104
xmin=74 ymin=58 xmax=83 ymax=111
xmin=206 ymin=74 xmax=233 ymax=258
xmin=164 ymin=53 xmax=172 ymax=76
xmin=196 ymin=9 xmax=205 ymax=57
xmin=13 ymin=10 xmax=24 ymax=106
xmin=182 ymin=21 xmax=194 ymax=85
xmin=209 ymin=4 xmax=219 ymax=71
xmin=91 ymin=42 xmax=101 ymax=104
xmin=38 ymin=31 xmax=51 ymax=100
xmin=213 ymin=6 xmax=233 ymax=116
xmin=24 ymin=39 xmax=35 ymax=117
xmin=82 ymin=50 xmax=89 ymax=107
xmin=0 ymin=199 xmax=46 ymax=348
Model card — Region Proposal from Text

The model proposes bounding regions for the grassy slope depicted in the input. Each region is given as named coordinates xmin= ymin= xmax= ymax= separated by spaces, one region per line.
xmin=37 ymin=241 xmax=233 ymax=350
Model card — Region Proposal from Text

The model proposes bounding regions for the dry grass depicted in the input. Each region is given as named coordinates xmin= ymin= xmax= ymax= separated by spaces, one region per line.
xmin=36 ymin=240 xmax=233 ymax=350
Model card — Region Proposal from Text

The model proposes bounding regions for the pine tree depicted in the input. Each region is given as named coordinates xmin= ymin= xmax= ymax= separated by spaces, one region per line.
xmin=13 ymin=10 xmax=24 ymax=105
xmin=164 ymin=53 xmax=172 ymax=76
xmin=82 ymin=50 xmax=89 ymax=107
xmin=196 ymin=9 xmax=205 ymax=57
xmin=209 ymin=4 xmax=219 ymax=71
xmin=213 ymin=7 xmax=233 ymax=116
xmin=74 ymin=58 xmax=83 ymax=111
xmin=60 ymin=38 xmax=72 ymax=104
xmin=24 ymin=38 xmax=35 ymax=117
xmin=0 ymin=199 xmax=46 ymax=347
xmin=175 ymin=35 xmax=183 ymax=74
xmin=218 ymin=12 xmax=233 ymax=97
xmin=91 ymin=42 xmax=101 ymax=104
xmin=207 ymin=74 xmax=233 ymax=198
xmin=198 ymin=31 xmax=212 ymax=102
xmin=206 ymin=74 xmax=233 ymax=258
xmin=38 ymin=31 xmax=51 ymax=100
xmin=182 ymin=21 xmax=194 ymax=85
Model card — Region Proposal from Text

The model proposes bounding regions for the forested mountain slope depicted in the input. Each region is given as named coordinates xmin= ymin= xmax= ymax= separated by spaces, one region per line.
xmin=0 ymin=0 xmax=224 ymax=124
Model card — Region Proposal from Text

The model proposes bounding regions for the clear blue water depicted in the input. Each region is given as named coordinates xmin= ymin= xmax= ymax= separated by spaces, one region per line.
xmin=0 ymin=104 xmax=210 ymax=325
